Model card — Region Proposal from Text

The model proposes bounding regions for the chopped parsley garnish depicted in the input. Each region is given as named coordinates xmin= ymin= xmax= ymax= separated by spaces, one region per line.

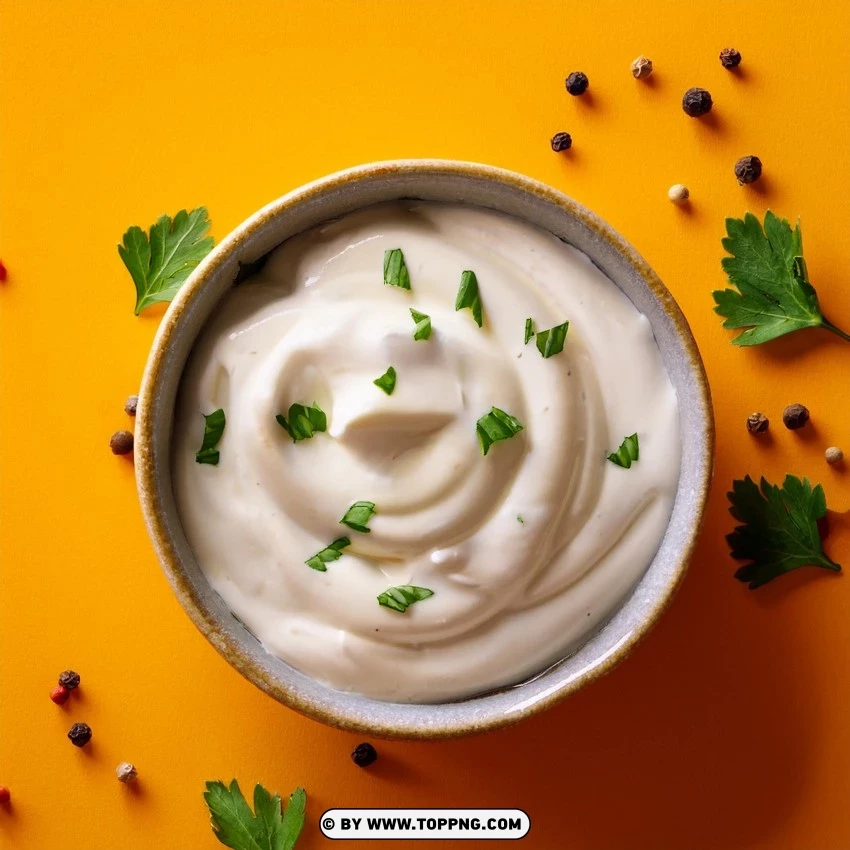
xmin=517 ymin=514 xmax=525 ymax=524
xmin=410 ymin=308 xmax=432 ymax=341
xmin=377 ymin=585 xmax=434 ymax=613
xmin=195 ymin=409 xmax=225 ymax=465
xmin=524 ymin=317 xmax=569 ymax=356
xmin=455 ymin=270 xmax=483 ymax=327
xmin=204 ymin=780 xmax=306 ymax=850
xmin=305 ymin=537 xmax=351 ymax=572
xmin=728 ymin=474 xmax=841 ymax=589
xmin=713 ymin=211 xmax=850 ymax=345
xmin=276 ymin=402 xmax=327 ymax=442
xmin=535 ymin=321 xmax=569 ymax=358
xmin=383 ymin=248 xmax=411 ymax=289
xmin=340 ymin=501 xmax=376 ymax=533
xmin=607 ymin=433 xmax=639 ymax=468
xmin=476 ymin=407 xmax=524 ymax=456
xmin=373 ymin=366 xmax=397 ymax=395
xmin=119 ymin=207 xmax=214 ymax=315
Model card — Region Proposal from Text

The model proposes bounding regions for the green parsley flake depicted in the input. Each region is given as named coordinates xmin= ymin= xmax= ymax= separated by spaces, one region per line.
xmin=377 ymin=585 xmax=434 ymax=613
xmin=524 ymin=318 xmax=535 ymax=344
xmin=276 ymin=402 xmax=327 ymax=442
xmin=536 ymin=321 xmax=569 ymax=358
xmin=455 ymin=270 xmax=483 ymax=327
xmin=373 ymin=366 xmax=397 ymax=395
xmin=340 ymin=501 xmax=377 ymax=533
xmin=305 ymin=537 xmax=351 ymax=572
xmin=383 ymin=248 xmax=411 ymax=289
xmin=410 ymin=308 xmax=432 ymax=341
xmin=607 ymin=433 xmax=639 ymax=468
xmin=476 ymin=407 xmax=524 ymax=456
xmin=195 ymin=408 xmax=225 ymax=465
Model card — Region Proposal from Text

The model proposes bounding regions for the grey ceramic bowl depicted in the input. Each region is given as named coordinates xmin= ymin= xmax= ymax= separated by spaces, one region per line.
xmin=136 ymin=160 xmax=713 ymax=739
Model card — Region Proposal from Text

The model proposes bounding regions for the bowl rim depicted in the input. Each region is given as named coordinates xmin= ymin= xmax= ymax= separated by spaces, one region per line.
xmin=136 ymin=159 xmax=714 ymax=739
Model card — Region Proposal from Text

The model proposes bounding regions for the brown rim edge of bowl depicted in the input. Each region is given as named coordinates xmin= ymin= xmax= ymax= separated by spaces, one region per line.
xmin=135 ymin=159 xmax=715 ymax=740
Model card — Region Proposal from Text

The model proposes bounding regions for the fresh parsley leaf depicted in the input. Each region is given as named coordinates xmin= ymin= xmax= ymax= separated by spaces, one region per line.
xmin=524 ymin=318 xmax=534 ymax=345
xmin=476 ymin=407 xmax=524 ymax=456
xmin=377 ymin=585 xmax=434 ymax=613
xmin=196 ymin=409 xmax=225 ymax=465
xmin=410 ymin=308 xmax=432 ymax=341
xmin=373 ymin=367 xmax=397 ymax=395
xmin=340 ymin=501 xmax=376 ymax=533
xmin=713 ymin=211 xmax=850 ymax=346
xmin=455 ymin=270 xmax=483 ymax=327
xmin=727 ymin=474 xmax=841 ymax=589
xmin=119 ymin=207 xmax=214 ymax=315
xmin=203 ymin=779 xmax=306 ymax=850
xmin=607 ymin=433 xmax=639 ymax=468
xmin=276 ymin=403 xmax=327 ymax=442
xmin=383 ymin=248 xmax=411 ymax=289
xmin=535 ymin=321 xmax=569 ymax=358
xmin=305 ymin=537 xmax=350 ymax=572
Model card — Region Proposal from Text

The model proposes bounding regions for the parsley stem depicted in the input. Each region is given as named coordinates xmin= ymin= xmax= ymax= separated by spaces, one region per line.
xmin=822 ymin=317 xmax=850 ymax=342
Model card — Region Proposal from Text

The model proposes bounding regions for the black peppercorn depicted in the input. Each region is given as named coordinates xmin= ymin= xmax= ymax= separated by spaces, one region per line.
xmin=783 ymin=403 xmax=810 ymax=430
xmin=565 ymin=72 xmax=589 ymax=96
xmin=68 ymin=722 xmax=92 ymax=748
xmin=734 ymin=155 xmax=762 ymax=185
xmin=351 ymin=742 xmax=378 ymax=767
xmin=746 ymin=412 xmax=769 ymax=435
xmin=550 ymin=132 xmax=572 ymax=152
xmin=682 ymin=87 xmax=713 ymax=117
xmin=110 ymin=430 xmax=134 ymax=455
xmin=124 ymin=395 xmax=139 ymax=416
xmin=58 ymin=670 xmax=81 ymax=690
xmin=719 ymin=48 xmax=742 ymax=69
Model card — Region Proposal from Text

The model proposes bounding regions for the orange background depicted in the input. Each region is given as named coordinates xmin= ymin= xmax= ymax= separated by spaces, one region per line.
xmin=2 ymin=1 xmax=850 ymax=847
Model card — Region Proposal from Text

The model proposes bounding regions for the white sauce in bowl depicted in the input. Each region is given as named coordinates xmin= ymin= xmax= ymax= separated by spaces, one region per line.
xmin=173 ymin=203 xmax=681 ymax=703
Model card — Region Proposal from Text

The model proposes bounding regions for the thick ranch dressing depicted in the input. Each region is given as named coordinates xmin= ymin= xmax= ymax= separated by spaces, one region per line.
xmin=173 ymin=203 xmax=681 ymax=703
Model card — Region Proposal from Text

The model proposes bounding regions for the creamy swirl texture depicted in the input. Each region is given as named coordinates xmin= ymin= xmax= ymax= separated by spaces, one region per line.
xmin=173 ymin=203 xmax=681 ymax=702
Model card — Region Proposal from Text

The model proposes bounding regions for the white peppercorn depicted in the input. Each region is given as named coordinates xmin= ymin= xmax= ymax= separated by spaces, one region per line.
xmin=825 ymin=447 xmax=844 ymax=465
xmin=668 ymin=184 xmax=690 ymax=204
xmin=631 ymin=56 xmax=653 ymax=79
xmin=116 ymin=762 xmax=138 ymax=783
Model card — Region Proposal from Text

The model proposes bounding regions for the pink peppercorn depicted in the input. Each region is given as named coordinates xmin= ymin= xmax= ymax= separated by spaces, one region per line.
xmin=50 ymin=684 xmax=70 ymax=705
